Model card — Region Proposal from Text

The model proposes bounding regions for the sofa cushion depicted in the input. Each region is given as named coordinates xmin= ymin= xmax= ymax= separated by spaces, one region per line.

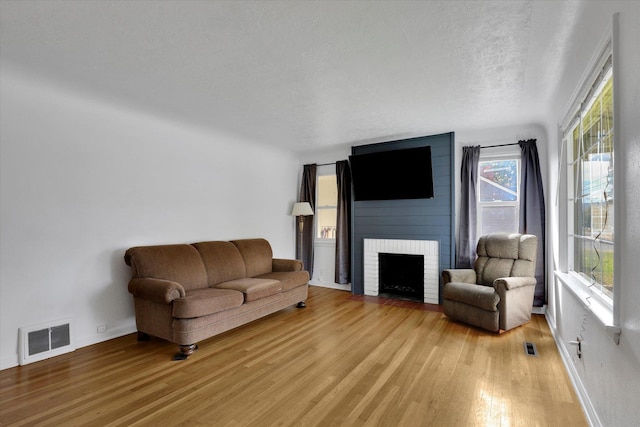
xmin=231 ymin=239 xmax=273 ymax=277
xmin=124 ymin=244 xmax=207 ymax=291
xmin=173 ymin=288 xmax=244 ymax=318
xmin=443 ymin=282 xmax=500 ymax=311
xmin=214 ymin=278 xmax=281 ymax=302
xmin=192 ymin=241 xmax=247 ymax=286
xmin=255 ymin=271 xmax=310 ymax=292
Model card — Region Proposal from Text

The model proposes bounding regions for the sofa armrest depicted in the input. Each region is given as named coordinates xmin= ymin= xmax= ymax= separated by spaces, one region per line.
xmin=127 ymin=278 xmax=186 ymax=304
xmin=272 ymin=258 xmax=303 ymax=272
xmin=442 ymin=269 xmax=476 ymax=285
xmin=493 ymin=276 xmax=537 ymax=292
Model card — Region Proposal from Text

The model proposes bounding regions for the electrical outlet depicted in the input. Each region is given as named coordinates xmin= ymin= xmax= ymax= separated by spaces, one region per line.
xmin=569 ymin=338 xmax=582 ymax=358
xmin=97 ymin=324 xmax=107 ymax=334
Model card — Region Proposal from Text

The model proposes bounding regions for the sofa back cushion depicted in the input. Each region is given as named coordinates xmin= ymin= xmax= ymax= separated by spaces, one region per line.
xmin=124 ymin=244 xmax=207 ymax=291
xmin=231 ymin=238 xmax=273 ymax=278
xmin=474 ymin=233 xmax=537 ymax=286
xmin=192 ymin=241 xmax=247 ymax=286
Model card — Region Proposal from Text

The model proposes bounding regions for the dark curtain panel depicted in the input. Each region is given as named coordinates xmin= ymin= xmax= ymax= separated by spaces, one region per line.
xmin=335 ymin=160 xmax=352 ymax=284
xmin=456 ymin=146 xmax=480 ymax=268
xmin=519 ymin=139 xmax=546 ymax=307
xmin=297 ymin=164 xmax=317 ymax=276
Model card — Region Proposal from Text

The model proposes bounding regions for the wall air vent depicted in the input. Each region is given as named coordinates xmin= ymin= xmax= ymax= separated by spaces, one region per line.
xmin=19 ymin=318 xmax=75 ymax=365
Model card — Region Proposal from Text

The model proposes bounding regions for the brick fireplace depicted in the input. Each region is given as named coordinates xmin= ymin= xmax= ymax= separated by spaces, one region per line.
xmin=363 ymin=238 xmax=439 ymax=304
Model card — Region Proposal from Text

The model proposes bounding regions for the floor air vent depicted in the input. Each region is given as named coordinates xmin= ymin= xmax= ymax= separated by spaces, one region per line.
xmin=524 ymin=341 xmax=538 ymax=357
xmin=19 ymin=318 xmax=75 ymax=365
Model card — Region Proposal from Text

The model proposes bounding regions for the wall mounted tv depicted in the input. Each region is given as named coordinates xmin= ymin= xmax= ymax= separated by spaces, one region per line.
xmin=349 ymin=146 xmax=434 ymax=201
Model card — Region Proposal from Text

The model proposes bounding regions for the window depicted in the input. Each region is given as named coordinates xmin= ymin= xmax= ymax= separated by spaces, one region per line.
xmin=565 ymin=58 xmax=614 ymax=300
xmin=478 ymin=155 xmax=520 ymax=236
xmin=316 ymin=170 xmax=337 ymax=240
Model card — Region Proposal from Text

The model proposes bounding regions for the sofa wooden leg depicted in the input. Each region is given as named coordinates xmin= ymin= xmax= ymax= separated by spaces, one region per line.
xmin=297 ymin=301 xmax=306 ymax=308
xmin=137 ymin=331 xmax=150 ymax=341
xmin=173 ymin=344 xmax=198 ymax=361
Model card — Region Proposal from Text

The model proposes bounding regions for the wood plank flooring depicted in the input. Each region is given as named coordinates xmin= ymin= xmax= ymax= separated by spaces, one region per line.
xmin=0 ymin=286 xmax=587 ymax=426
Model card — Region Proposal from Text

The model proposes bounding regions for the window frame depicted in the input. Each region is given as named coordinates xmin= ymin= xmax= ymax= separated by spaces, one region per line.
xmin=477 ymin=147 xmax=521 ymax=237
xmin=315 ymin=164 xmax=337 ymax=242
xmin=558 ymin=26 xmax=618 ymax=321
xmin=565 ymin=68 xmax=614 ymax=306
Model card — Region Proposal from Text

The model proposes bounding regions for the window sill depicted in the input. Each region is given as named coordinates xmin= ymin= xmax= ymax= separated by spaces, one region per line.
xmin=554 ymin=271 xmax=621 ymax=344
xmin=315 ymin=239 xmax=336 ymax=247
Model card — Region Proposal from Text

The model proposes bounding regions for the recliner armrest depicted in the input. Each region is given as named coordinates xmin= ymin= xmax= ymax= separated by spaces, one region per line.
xmin=494 ymin=276 xmax=537 ymax=331
xmin=493 ymin=276 xmax=537 ymax=292
xmin=128 ymin=278 xmax=186 ymax=304
xmin=442 ymin=269 xmax=476 ymax=285
xmin=272 ymin=258 xmax=303 ymax=272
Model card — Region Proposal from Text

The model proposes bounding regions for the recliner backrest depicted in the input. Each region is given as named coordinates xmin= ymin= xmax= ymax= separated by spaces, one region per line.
xmin=474 ymin=233 xmax=537 ymax=286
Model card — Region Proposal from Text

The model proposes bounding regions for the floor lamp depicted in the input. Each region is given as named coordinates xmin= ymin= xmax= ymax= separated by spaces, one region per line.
xmin=291 ymin=202 xmax=314 ymax=260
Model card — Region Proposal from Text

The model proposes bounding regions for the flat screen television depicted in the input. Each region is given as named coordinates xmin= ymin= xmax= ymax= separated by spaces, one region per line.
xmin=349 ymin=146 xmax=434 ymax=201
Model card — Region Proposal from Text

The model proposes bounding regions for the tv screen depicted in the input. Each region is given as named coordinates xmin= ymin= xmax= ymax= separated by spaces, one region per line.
xmin=349 ymin=146 xmax=434 ymax=201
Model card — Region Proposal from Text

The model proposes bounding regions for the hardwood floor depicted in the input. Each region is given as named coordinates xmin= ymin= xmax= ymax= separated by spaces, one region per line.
xmin=0 ymin=286 xmax=587 ymax=426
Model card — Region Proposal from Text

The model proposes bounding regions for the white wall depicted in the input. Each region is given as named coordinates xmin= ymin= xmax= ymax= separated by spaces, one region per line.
xmin=544 ymin=2 xmax=640 ymax=426
xmin=0 ymin=67 xmax=299 ymax=369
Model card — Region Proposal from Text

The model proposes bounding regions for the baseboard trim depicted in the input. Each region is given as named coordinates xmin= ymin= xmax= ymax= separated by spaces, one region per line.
xmin=545 ymin=312 xmax=601 ymax=427
xmin=1 ymin=355 xmax=19 ymax=371
xmin=75 ymin=323 xmax=137 ymax=349
xmin=309 ymin=283 xmax=351 ymax=292
xmin=531 ymin=305 xmax=546 ymax=315
xmin=1 ymin=322 xmax=137 ymax=371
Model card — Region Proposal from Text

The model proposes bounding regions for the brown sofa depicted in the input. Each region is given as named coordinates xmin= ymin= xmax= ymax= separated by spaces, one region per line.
xmin=124 ymin=238 xmax=309 ymax=359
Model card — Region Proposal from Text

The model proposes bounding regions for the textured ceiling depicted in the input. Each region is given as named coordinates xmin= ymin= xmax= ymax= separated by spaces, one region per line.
xmin=0 ymin=0 xmax=582 ymax=152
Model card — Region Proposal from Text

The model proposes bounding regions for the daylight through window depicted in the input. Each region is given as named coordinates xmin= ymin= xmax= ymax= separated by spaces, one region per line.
xmin=478 ymin=157 xmax=520 ymax=236
xmin=566 ymin=61 xmax=614 ymax=299
xmin=316 ymin=173 xmax=337 ymax=239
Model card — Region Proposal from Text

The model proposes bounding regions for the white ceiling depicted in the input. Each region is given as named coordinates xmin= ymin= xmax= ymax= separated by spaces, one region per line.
xmin=1 ymin=0 xmax=584 ymax=152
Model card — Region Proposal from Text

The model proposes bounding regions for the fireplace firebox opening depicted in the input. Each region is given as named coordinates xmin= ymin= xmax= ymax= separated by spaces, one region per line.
xmin=378 ymin=252 xmax=424 ymax=302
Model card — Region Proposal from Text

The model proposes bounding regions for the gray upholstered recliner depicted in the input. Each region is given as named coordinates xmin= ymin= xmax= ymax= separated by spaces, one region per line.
xmin=442 ymin=233 xmax=538 ymax=332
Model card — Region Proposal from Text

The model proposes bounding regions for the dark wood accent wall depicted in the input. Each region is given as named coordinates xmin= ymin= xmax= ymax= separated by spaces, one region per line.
xmin=350 ymin=132 xmax=456 ymax=302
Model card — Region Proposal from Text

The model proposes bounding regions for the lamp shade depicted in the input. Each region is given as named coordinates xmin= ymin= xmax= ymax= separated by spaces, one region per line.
xmin=291 ymin=202 xmax=314 ymax=216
